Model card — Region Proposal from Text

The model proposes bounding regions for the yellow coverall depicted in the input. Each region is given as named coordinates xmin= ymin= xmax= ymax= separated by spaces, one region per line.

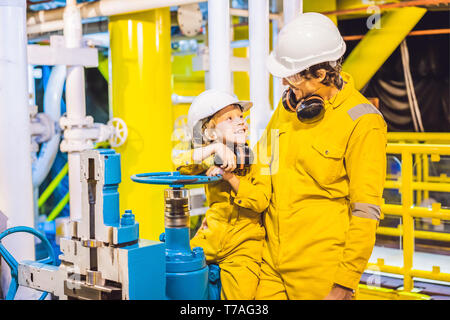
xmin=243 ymin=72 xmax=387 ymax=299
xmin=173 ymin=148 xmax=271 ymax=300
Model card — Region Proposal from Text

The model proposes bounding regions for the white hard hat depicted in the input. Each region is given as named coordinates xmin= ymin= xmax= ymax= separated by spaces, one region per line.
xmin=267 ymin=12 xmax=346 ymax=78
xmin=187 ymin=89 xmax=252 ymax=140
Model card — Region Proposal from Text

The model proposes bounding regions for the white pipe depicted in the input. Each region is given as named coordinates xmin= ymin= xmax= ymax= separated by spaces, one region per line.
xmin=27 ymin=0 xmax=206 ymax=35
xmin=207 ymin=0 xmax=231 ymax=93
xmin=272 ymin=18 xmax=283 ymax=111
xmin=0 ymin=0 xmax=36 ymax=298
xmin=283 ymin=0 xmax=302 ymax=25
xmin=248 ymin=0 xmax=271 ymax=148
xmin=271 ymin=1 xmax=303 ymax=111
xmin=64 ymin=2 xmax=85 ymax=222
xmin=229 ymin=8 xmax=282 ymax=21
xmin=172 ymin=93 xmax=195 ymax=105
xmin=32 ymin=65 xmax=66 ymax=188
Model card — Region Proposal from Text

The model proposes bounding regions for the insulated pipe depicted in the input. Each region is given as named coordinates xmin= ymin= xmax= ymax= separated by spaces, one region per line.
xmin=27 ymin=0 xmax=206 ymax=35
xmin=64 ymin=1 xmax=86 ymax=222
xmin=248 ymin=0 xmax=271 ymax=147
xmin=207 ymin=0 xmax=231 ymax=92
xmin=32 ymin=65 xmax=66 ymax=187
xmin=0 ymin=0 xmax=36 ymax=298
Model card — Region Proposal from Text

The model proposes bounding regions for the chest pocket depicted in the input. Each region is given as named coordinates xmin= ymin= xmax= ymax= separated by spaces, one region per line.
xmin=303 ymin=137 xmax=346 ymax=186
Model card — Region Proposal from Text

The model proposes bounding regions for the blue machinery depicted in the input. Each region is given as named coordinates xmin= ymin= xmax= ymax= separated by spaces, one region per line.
xmin=0 ymin=149 xmax=221 ymax=300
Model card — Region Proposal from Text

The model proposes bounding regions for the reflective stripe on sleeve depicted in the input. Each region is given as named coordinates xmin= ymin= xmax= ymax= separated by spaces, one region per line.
xmin=351 ymin=202 xmax=381 ymax=221
xmin=347 ymin=103 xmax=383 ymax=121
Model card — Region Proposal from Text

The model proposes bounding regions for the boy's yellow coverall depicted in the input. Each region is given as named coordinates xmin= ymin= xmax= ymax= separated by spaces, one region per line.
xmin=173 ymin=149 xmax=271 ymax=300
xmin=250 ymin=72 xmax=387 ymax=299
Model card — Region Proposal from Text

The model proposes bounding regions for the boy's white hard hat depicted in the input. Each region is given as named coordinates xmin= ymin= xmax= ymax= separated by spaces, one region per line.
xmin=266 ymin=12 xmax=346 ymax=78
xmin=187 ymin=89 xmax=252 ymax=139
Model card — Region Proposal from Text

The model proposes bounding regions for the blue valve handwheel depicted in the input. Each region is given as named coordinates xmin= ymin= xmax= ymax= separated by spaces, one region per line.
xmin=0 ymin=226 xmax=57 ymax=300
xmin=130 ymin=171 xmax=222 ymax=188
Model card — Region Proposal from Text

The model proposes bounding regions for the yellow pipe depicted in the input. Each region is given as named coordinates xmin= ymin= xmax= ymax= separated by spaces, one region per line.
xmin=401 ymin=151 xmax=414 ymax=292
xmin=367 ymin=263 xmax=450 ymax=287
xmin=387 ymin=143 xmax=450 ymax=154
xmin=382 ymin=204 xmax=450 ymax=220
xmin=410 ymin=269 xmax=450 ymax=283
xmin=109 ymin=9 xmax=173 ymax=241
xmin=377 ymin=226 xmax=450 ymax=242
xmin=387 ymin=132 xmax=450 ymax=142
xmin=423 ymin=154 xmax=430 ymax=199
xmin=384 ymin=181 xmax=450 ymax=193
xmin=416 ymin=154 xmax=422 ymax=205
xmin=342 ymin=7 xmax=427 ymax=90
xmin=357 ymin=284 xmax=430 ymax=300
xmin=386 ymin=174 xmax=450 ymax=183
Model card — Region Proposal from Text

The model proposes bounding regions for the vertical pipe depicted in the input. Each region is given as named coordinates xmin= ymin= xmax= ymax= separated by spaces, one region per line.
xmin=248 ymin=0 xmax=271 ymax=147
xmin=272 ymin=1 xmax=303 ymax=113
xmin=271 ymin=17 xmax=282 ymax=111
xmin=416 ymin=153 xmax=422 ymax=205
xmin=401 ymin=151 xmax=414 ymax=292
xmin=207 ymin=0 xmax=231 ymax=92
xmin=283 ymin=0 xmax=302 ymax=26
xmin=423 ymin=154 xmax=429 ymax=200
xmin=64 ymin=2 xmax=86 ymax=222
xmin=0 ymin=0 xmax=36 ymax=298
xmin=110 ymin=9 xmax=173 ymax=241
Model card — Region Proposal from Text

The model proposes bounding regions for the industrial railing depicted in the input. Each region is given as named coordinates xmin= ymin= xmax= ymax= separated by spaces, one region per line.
xmin=369 ymin=133 xmax=450 ymax=292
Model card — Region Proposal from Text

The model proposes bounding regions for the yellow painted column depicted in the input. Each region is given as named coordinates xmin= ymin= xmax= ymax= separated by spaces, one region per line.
xmin=401 ymin=151 xmax=414 ymax=292
xmin=109 ymin=9 xmax=173 ymax=241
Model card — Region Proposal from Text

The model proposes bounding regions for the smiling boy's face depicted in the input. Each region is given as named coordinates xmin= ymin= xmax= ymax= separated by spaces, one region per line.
xmin=210 ymin=104 xmax=248 ymax=145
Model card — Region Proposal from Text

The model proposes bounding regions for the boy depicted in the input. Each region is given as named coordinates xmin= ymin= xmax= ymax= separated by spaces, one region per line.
xmin=173 ymin=89 xmax=271 ymax=300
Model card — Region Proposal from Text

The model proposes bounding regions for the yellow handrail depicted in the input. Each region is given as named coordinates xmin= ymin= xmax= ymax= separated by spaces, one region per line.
xmin=374 ymin=142 xmax=450 ymax=292
xmin=387 ymin=132 xmax=450 ymax=142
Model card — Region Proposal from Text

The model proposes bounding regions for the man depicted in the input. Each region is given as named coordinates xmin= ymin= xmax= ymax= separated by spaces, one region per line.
xmin=236 ymin=12 xmax=387 ymax=299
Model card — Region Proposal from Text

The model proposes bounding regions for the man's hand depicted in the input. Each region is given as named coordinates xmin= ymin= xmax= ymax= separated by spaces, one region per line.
xmin=323 ymin=285 xmax=354 ymax=300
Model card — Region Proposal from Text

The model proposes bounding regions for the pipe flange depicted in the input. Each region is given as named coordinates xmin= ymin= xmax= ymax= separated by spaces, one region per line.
xmin=59 ymin=115 xmax=94 ymax=130
xmin=60 ymin=139 xmax=94 ymax=153
xmin=177 ymin=3 xmax=203 ymax=37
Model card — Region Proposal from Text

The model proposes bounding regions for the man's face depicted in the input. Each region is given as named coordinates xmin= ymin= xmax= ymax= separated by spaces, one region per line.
xmin=282 ymin=69 xmax=326 ymax=101
xmin=211 ymin=104 xmax=248 ymax=145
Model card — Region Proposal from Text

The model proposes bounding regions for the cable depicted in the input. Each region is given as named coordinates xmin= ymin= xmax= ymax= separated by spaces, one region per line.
xmin=400 ymin=40 xmax=425 ymax=132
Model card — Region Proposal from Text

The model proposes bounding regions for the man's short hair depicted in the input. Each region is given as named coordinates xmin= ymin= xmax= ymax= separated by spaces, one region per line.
xmin=290 ymin=57 xmax=344 ymax=90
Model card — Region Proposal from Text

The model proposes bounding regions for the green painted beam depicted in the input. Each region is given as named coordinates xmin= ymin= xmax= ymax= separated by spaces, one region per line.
xmin=98 ymin=51 xmax=109 ymax=82
xmin=342 ymin=6 xmax=427 ymax=90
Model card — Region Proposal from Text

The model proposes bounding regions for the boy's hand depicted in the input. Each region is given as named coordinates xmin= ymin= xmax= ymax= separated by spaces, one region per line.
xmin=206 ymin=166 xmax=224 ymax=177
xmin=213 ymin=143 xmax=237 ymax=172
xmin=206 ymin=166 xmax=235 ymax=181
